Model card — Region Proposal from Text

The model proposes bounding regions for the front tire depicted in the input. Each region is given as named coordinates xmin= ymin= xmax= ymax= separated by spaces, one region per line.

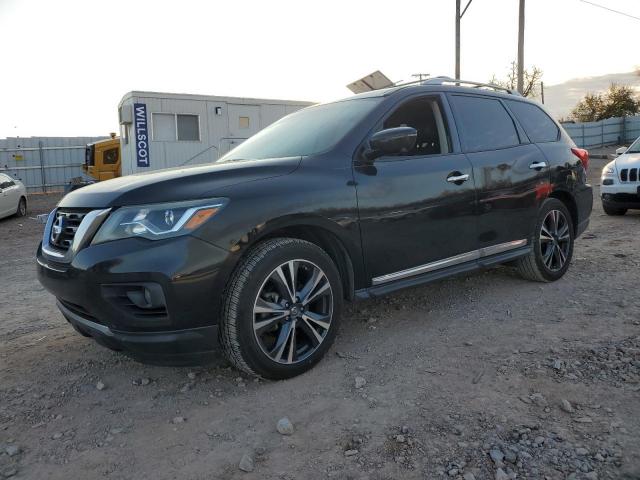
xmin=516 ymin=198 xmax=574 ymax=282
xmin=219 ymin=238 xmax=343 ymax=379
xmin=603 ymin=204 xmax=627 ymax=216
xmin=15 ymin=197 xmax=27 ymax=217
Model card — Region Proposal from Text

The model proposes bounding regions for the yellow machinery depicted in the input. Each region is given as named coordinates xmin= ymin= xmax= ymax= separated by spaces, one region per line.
xmin=83 ymin=133 xmax=121 ymax=181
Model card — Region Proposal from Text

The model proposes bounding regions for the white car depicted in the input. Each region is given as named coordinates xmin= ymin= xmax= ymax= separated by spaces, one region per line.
xmin=601 ymin=137 xmax=640 ymax=215
xmin=0 ymin=173 xmax=28 ymax=220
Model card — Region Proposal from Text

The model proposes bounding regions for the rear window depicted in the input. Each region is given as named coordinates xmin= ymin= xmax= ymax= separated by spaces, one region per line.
xmin=506 ymin=100 xmax=559 ymax=143
xmin=450 ymin=95 xmax=520 ymax=152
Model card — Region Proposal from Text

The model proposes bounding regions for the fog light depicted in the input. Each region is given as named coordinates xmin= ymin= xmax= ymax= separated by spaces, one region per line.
xmin=602 ymin=179 xmax=613 ymax=186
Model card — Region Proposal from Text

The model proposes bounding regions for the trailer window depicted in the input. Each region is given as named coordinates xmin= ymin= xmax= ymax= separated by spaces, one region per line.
xmin=177 ymin=114 xmax=200 ymax=141
xmin=153 ymin=114 xmax=176 ymax=141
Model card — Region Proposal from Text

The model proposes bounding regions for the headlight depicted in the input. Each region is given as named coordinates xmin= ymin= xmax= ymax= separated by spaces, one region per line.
xmin=92 ymin=198 xmax=227 ymax=244
xmin=602 ymin=162 xmax=616 ymax=176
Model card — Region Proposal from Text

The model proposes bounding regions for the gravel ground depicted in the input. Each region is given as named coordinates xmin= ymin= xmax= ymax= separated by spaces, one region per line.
xmin=1 ymin=158 xmax=639 ymax=480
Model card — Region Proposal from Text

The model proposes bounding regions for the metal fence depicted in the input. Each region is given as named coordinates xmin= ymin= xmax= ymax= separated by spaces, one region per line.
xmin=561 ymin=115 xmax=640 ymax=149
xmin=0 ymin=136 xmax=107 ymax=193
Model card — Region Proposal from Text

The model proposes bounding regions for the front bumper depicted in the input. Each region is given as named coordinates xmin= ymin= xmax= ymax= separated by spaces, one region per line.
xmin=601 ymin=192 xmax=640 ymax=210
xmin=58 ymin=299 xmax=218 ymax=365
xmin=37 ymin=234 xmax=236 ymax=364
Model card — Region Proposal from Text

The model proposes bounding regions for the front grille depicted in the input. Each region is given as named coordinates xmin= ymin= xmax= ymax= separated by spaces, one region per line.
xmin=620 ymin=168 xmax=639 ymax=183
xmin=50 ymin=209 xmax=91 ymax=251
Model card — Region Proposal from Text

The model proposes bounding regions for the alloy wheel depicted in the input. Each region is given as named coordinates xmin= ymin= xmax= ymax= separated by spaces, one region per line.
xmin=539 ymin=209 xmax=570 ymax=271
xmin=253 ymin=259 xmax=333 ymax=364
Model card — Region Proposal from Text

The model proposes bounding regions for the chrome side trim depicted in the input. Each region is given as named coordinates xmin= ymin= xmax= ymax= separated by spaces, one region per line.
xmin=480 ymin=239 xmax=527 ymax=257
xmin=371 ymin=239 xmax=528 ymax=286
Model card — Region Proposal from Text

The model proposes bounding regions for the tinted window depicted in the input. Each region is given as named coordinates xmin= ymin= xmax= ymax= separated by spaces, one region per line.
xmin=220 ymin=98 xmax=382 ymax=161
xmin=506 ymin=100 xmax=559 ymax=143
xmin=450 ymin=95 xmax=520 ymax=151
xmin=382 ymin=97 xmax=450 ymax=155
xmin=0 ymin=174 xmax=12 ymax=189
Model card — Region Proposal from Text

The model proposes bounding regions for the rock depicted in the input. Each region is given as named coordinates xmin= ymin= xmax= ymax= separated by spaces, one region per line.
xmin=553 ymin=359 xmax=563 ymax=370
xmin=463 ymin=474 xmax=476 ymax=480
xmin=576 ymin=447 xmax=589 ymax=455
xmin=560 ymin=399 xmax=574 ymax=413
xmin=574 ymin=417 xmax=593 ymax=423
xmin=187 ymin=372 xmax=197 ymax=380
xmin=400 ymin=425 xmax=409 ymax=434
xmin=172 ymin=416 xmax=186 ymax=424
xmin=490 ymin=448 xmax=505 ymax=464
xmin=448 ymin=468 xmax=459 ymax=476
xmin=1 ymin=467 xmax=17 ymax=478
xmin=530 ymin=393 xmax=547 ymax=407
xmin=395 ymin=434 xmax=405 ymax=443
xmin=533 ymin=436 xmax=545 ymax=446
xmin=133 ymin=378 xmax=150 ymax=386
xmin=52 ymin=432 xmax=63 ymax=440
xmin=464 ymin=341 xmax=473 ymax=346
xmin=276 ymin=417 xmax=294 ymax=435
xmin=584 ymin=472 xmax=598 ymax=480
xmin=354 ymin=376 xmax=366 ymax=389
xmin=495 ymin=468 xmax=509 ymax=480
xmin=504 ymin=449 xmax=517 ymax=463
xmin=96 ymin=381 xmax=106 ymax=391
xmin=238 ymin=453 xmax=254 ymax=472
xmin=5 ymin=445 xmax=20 ymax=457
xmin=344 ymin=449 xmax=358 ymax=457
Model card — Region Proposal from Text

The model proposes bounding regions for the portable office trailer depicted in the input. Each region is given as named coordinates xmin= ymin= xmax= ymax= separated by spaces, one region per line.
xmin=118 ymin=91 xmax=313 ymax=175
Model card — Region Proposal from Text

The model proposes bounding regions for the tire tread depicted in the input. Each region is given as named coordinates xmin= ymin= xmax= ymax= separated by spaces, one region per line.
xmin=219 ymin=237 xmax=331 ymax=377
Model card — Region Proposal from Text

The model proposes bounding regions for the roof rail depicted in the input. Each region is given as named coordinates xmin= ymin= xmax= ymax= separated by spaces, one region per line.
xmin=421 ymin=76 xmax=522 ymax=95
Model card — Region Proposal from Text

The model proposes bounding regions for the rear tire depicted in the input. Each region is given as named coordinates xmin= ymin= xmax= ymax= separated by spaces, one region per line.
xmin=219 ymin=238 xmax=343 ymax=379
xmin=603 ymin=204 xmax=627 ymax=216
xmin=15 ymin=197 xmax=27 ymax=217
xmin=516 ymin=198 xmax=574 ymax=283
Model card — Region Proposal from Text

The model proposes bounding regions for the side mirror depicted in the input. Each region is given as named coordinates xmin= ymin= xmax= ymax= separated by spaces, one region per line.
xmin=365 ymin=127 xmax=417 ymax=161
xmin=615 ymin=146 xmax=627 ymax=156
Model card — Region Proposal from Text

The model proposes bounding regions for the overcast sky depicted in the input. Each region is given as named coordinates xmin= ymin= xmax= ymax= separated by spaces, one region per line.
xmin=0 ymin=0 xmax=638 ymax=138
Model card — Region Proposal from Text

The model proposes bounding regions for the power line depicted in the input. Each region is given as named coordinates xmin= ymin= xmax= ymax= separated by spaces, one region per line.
xmin=579 ymin=0 xmax=640 ymax=21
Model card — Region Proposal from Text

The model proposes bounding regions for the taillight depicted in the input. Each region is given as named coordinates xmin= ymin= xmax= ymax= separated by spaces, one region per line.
xmin=571 ymin=147 xmax=589 ymax=171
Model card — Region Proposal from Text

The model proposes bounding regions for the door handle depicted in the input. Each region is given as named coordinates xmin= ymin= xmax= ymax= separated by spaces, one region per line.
xmin=446 ymin=173 xmax=470 ymax=183
xmin=529 ymin=161 xmax=547 ymax=169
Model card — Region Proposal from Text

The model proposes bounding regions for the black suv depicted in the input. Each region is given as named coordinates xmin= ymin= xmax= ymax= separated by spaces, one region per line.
xmin=37 ymin=78 xmax=593 ymax=379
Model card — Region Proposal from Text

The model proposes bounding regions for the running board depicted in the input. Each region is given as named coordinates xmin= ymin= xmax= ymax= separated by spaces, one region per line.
xmin=355 ymin=244 xmax=531 ymax=300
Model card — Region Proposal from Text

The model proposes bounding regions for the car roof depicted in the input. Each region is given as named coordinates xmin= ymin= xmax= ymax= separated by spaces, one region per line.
xmin=343 ymin=78 xmax=529 ymax=103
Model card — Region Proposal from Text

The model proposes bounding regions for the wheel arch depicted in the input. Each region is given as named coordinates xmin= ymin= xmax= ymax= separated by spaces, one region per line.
xmin=548 ymin=189 xmax=578 ymax=232
xmin=260 ymin=225 xmax=356 ymax=302
xmin=235 ymin=217 xmax=360 ymax=302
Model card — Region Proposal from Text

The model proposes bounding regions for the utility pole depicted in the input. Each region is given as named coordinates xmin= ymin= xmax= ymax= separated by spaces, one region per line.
xmin=455 ymin=0 xmax=474 ymax=80
xmin=455 ymin=0 xmax=461 ymax=79
xmin=517 ymin=0 xmax=525 ymax=94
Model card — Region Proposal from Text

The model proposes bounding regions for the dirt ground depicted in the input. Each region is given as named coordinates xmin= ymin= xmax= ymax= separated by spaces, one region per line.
xmin=1 ymin=157 xmax=639 ymax=480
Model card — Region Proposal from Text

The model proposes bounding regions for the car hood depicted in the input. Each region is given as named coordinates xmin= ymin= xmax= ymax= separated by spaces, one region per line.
xmin=615 ymin=152 xmax=640 ymax=168
xmin=59 ymin=157 xmax=302 ymax=208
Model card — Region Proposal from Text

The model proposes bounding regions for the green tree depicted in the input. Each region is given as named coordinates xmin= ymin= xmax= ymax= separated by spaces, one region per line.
xmin=571 ymin=92 xmax=605 ymax=122
xmin=571 ymin=83 xmax=640 ymax=121
xmin=490 ymin=62 xmax=543 ymax=98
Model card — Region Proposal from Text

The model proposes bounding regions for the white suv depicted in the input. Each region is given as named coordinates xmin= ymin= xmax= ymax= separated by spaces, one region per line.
xmin=601 ymin=136 xmax=640 ymax=215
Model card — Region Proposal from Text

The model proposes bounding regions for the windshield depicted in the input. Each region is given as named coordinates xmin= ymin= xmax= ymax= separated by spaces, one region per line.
xmin=220 ymin=98 xmax=381 ymax=161
xmin=626 ymin=136 xmax=640 ymax=154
